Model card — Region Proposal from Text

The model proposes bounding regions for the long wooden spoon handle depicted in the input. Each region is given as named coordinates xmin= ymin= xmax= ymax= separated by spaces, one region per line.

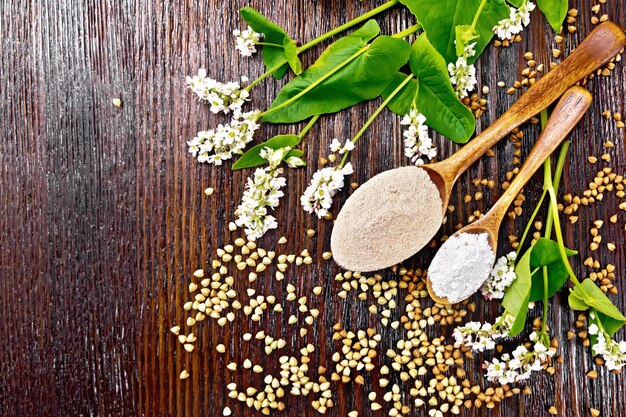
xmin=489 ymin=86 xmax=592 ymax=221
xmin=440 ymin=21 xmax=625 ymax=181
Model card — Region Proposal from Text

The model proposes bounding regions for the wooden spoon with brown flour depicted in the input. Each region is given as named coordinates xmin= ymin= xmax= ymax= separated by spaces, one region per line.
xmin=331 ymin=21 xmax=625 ymax=273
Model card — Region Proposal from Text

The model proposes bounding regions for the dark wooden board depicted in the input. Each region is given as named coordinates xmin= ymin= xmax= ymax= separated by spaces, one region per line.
xmin=1 ymin=0 xmax=624 ymax=416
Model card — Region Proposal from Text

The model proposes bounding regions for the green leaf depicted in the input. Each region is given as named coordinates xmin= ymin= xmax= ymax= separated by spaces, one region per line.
xmin=383 ymin=36 xmax=475 ymax=143
xmin=537 ymin=0 xmax=568 ymax=33
xmin=283 ymin=38 xmax=302 ymax=75
xmin=506 ymin=0 xmax=524 ymax=7
xmin=285 ymin=149 xmax=303 ymax=159
xmin=568 ymin=290 xmax=588 ymax=311
xmin=570 ymin=279 xmax=626 ymax=336
xmin=240 ymin=7 xmax=298 ymax=79
xmin=455 ymin=25 xmax=479 ymax=57
xmin=528 ymin=238 xmax=577 ymax=302
xmin=263 ymin=21 xmax=412 ymax=124
xmin=400 ymin=0 xmax=510 ymax=64
xmin=381 ymin=72 xmax=419 ymax=116
xmin=502 ymin=245 xmax=533 ymax=336
xmin=232 ymin=134 xmax=300 ymax=170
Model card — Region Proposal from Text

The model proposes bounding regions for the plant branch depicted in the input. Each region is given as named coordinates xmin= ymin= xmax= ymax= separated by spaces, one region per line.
xmin=297 ymin=0 xmax=401 ymax=53
xmin=339 ymin=73 xmax=415 ymax=167
xmin=298 ymin=115 xmax=320 ymax=140
xmin=471 ymin=0 xmax=488 ymax=29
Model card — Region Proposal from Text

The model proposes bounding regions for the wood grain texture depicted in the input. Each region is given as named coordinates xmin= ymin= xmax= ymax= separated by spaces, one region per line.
xmin=0 ymin=1 xmax=624 ymax=416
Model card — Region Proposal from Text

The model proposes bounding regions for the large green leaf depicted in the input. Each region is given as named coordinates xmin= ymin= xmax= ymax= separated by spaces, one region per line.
xmin=263 ymin=21 xmax=412 ymax=124
xmin=569 ymin=279 xmax=626 ymax=337
xmin=382 ymin=72 xmax=419 ymax=116
xmin=240 ymin=7 xmax=301 ymax=79
xmin=502 ymin=246 xmax=533 ymax=336
xmin=537 ymin=0 xmax=568 ymax=33
xmin=506 ymin=0 xmax=524 ymax=7
xmin=383 ymin=35 xmax=475 ymax=143
xmin=232 ymin=134 xmax=300 ymax=170
xmin=528 ymin=238 xmax=577 ymax=302
xmin=400 ymin=0 xmax=510 ymax=63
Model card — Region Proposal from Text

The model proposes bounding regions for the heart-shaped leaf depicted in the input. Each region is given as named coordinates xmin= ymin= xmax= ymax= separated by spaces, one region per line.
xmin=263 ymin=21 xmax=412 ymax=124
xmin=537 ymin=0 xmax=568 ymax=33
xmin=400 ymin=0 xmax=510 ymax=63
xmin=569 ymin=279 xmax=626 ymax=336
xmin=528 ymin=238 xmax=577 ymax=302
xmin=240 ymin=7 xmax=301 ymax=79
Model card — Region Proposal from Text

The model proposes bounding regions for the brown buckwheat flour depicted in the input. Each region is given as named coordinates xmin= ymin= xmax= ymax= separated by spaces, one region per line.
xmin=331 ymin=166 xmax=443 ymax=272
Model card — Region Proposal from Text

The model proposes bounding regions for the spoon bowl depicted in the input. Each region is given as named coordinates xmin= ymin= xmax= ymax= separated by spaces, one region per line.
xmin=331 ymin=22 xmax=625 ymax=273
xmin=427 ymin=86 xmax=593 ymax=304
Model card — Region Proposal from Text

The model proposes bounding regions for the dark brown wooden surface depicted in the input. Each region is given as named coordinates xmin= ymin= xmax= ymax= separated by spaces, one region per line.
xmin=1 ymin=1 xmax=624 ymax=416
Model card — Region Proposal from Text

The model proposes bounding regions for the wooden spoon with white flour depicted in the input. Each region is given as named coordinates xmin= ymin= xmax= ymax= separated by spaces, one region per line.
xmin=331 ymin=22 xmax=625 ymax=273
xmin=427 ymin=86 xmax=592 ymax=304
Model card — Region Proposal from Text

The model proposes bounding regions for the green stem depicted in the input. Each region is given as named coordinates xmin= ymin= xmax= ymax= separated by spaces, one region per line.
xmin=255 ymin=41 xmax=285 ymax=48
xmin=547 ymin=186 xmax=581 ymax=288
xmin=391 ymin=23 xmax=422 ymax=39
xmin=298 ymin=115 xmax=320 ymax=140
xmin=339 ymin=73 xmax=415 ymax=167
xmin=516 ymin=108 xmax=551 ymax=255
xmin=542 ymin=267 xmax=549 ymax=334
xmin=471 ymin=0 xmax=488 ymax=29
xmin=516 ymin=189 xmax=547 ymax=256
xmin=297 ymin=0 xmax=401 ymax=53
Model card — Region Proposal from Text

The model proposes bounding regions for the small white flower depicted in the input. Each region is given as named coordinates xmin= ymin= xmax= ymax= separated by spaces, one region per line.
xmin=448 ymin=56 xmax=477 ymax=99
xmin=329 ymin=138 xmax=355 ymax=154
xmin=452 ymin=314 xmax=513 ymax=352
xmin=401 ymin=109 xmax=437 ymax=165
xmin=329 ymin=138 xmax=342 ymax=153
xmin=493 ymin=1 xmax=536 ymax=40
xmin=484 ymin=336 xmax=555 ymax=384
xmin=188 ymin=110 xmax=261 ymax=165
xmin=235 ymin=147 xmax=288 ymax=240
xmin=482 ymin=251 xmax=517 ymax=300
xmin=301 ymin=163 xmax=353 ymax=218
xmin=590 ymin=319 xmax=626 ymax=371
xmin=186 ymin=69 xmax=250 ymax=114
xmin=233 ymin=26 xmax=262 ymax=57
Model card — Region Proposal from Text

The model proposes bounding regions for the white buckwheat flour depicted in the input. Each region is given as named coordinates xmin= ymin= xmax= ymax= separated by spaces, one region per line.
xmin=331 ymin=166 xmax=443 ymax=272
xmin=428 ymin=232 xmax=496 ymax=303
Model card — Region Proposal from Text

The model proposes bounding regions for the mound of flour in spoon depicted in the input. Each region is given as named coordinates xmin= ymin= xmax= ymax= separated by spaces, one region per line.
xmin=428 ymin=232 xmax=495 ymax=303
xmin=331 ymin=166 xmax=443 ymax=272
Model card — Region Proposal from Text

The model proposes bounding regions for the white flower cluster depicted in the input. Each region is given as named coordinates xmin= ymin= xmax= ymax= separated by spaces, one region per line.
xmin=481 ymin=251 xmax=517 ymax=300
xmin=186 ymin=69 xmax=250 ymax=114
xmin=329 ymin=138 xmax=355 ymax=154
xmin=484 ymin=331 xmax=555 ymax=384
xmin=233 ymin=26 xmax=262 ymax=57
xmin=401 ymin=109 xmax=437 ymax=165
xmin=448 ymin=42 xmax=477 ymax=99
xmin=452 ymin=314 xmax=513 ymax=352
xmin=235 ymin=147 xmax=288 ymax=241
xmin=493 ymin=1 xmax=536 ymax=40
xmin=301 ymin=141 xmax=354 ymax=218
xmin=187 ymin=110 xmax=261 ymax=165
xmin=589 ymin=315 xmax=626 ymax=371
